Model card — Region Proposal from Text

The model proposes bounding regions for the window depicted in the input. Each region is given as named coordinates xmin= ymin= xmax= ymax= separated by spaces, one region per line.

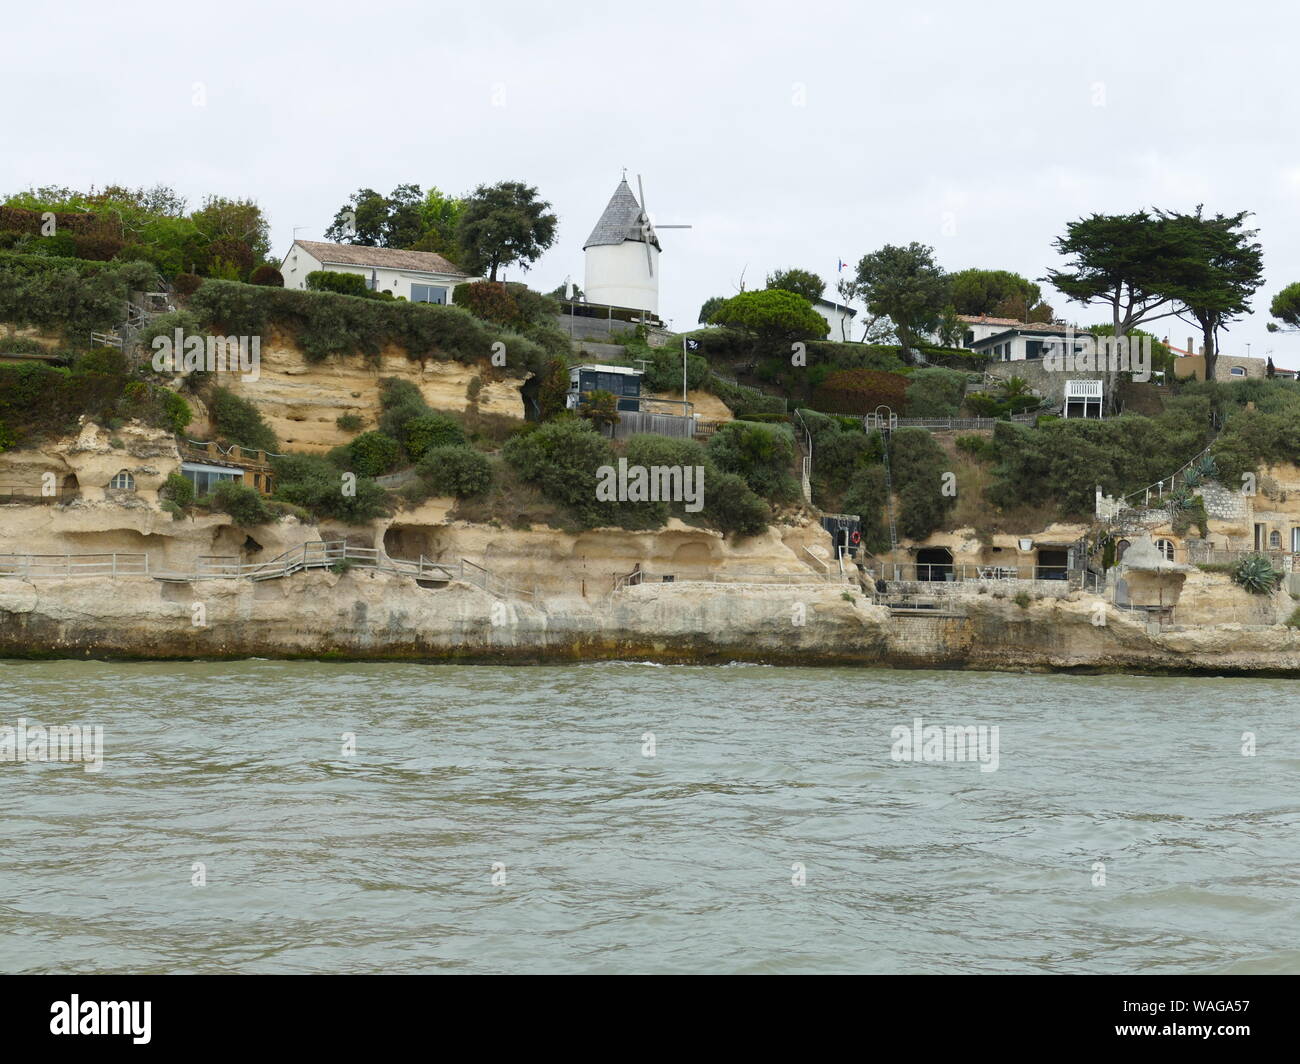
xmin=110 ymin=470 xmax=135 ymax=491
xmin=1269 ymin=530 xmax=1281 ymax=549
xmin=180 ymin=464 xmax=241 ymax=496
xmin=963 ymin=330 xmax=975 ymax=348
xmin=411 ymin=284 xmax=448 ymax=304
xmin=1292 ymin=528 xmax=1300 ymax=553
xmin=1230 ymin=366 xmax=1247 ymax=377
xmin=1155 ymin=539 xmax=1175 ymax=561
xmin=1025 ymin=340 xmax=1043 ymax=360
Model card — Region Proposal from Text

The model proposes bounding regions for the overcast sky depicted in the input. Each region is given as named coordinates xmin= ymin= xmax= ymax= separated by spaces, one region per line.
xmin=6 ymin=1 xmax=1299 ymax=364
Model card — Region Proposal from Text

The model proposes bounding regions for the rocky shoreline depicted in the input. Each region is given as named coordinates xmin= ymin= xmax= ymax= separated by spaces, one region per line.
xmin=3 ymin=568 xmax=1299 ymax=676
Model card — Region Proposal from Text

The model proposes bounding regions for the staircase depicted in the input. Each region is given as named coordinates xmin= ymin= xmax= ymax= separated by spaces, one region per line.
xmin=90 ymin=291 xmax=176 ymax=351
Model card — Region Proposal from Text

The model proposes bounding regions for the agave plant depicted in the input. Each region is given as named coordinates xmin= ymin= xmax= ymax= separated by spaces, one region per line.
xmin=1232 ymin=554 xmax=1282 ymax=595
xmin=1182 ymin=453 xmax=1218 ymax=490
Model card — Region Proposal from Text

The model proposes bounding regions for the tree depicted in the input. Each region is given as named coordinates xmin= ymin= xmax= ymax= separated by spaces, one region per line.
xmin=935 ymin=306 xmax=964 ymax=348
xmin=949 ymin=268 xmax=1052 ymax=320
xmin=766 ymin=267 xmax=825 ymax=302
xmin=1045 ymin=212 xmax=1181 ymax=339
xmin=1267 ymin=282 xmax=1300 ymax=332
xmin=1152 ymin=207 xmax=1264 ymax=382
xmin=579 ymin=389 xmax=620 ymax=432
xmin=456 ymin=181 xmax=558 ymax=281
xmin=707 ymin=289 xmax=828 ymax=356
xmin=697 ymin=295 xmax=726 ymax=324
xmin=190 ymin=196 xmax=271 ymax=263
xmin=325 ymin=187 xmax=389 ymax=246
xmin=854 ymin=243 xmax=949 ymax=353
xmin=414 ymin=187 xmax=466 ymax=257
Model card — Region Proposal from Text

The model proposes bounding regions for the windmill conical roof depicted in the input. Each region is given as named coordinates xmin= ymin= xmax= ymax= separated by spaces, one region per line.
xmin=583 ymin=178 xmax=661 ymax=251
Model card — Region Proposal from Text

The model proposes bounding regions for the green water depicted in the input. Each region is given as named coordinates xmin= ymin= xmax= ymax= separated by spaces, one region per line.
xmin=1 ymin=659 xmax=1296 ymax=973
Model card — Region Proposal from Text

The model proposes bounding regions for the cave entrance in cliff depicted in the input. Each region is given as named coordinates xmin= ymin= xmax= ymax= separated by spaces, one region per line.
xmin=1035 ymin=549 xmax=1069 ymax=581
xmin=915 ymin=548 xmax=952 ymax=582
xmin=60 ymin=474 xmax=79 ymax=499
xmin=384 ymin=525 xmax=443 ymax=561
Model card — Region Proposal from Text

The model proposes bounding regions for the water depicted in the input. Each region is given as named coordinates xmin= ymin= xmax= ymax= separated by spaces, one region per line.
xmin=1 ymin=659 xmax=1297 ymax=974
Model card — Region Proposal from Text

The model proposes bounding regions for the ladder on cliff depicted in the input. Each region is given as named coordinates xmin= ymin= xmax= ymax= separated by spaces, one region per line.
xmin=874 ymin=406 xmax=899 ymax=553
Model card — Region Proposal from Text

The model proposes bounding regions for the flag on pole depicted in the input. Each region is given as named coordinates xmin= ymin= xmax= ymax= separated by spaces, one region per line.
xmin=837 ymin=259 xmax=847 ymax=273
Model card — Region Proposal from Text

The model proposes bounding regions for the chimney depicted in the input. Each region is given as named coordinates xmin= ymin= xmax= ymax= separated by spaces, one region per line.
xmin=1188 ymin=337 xmax=1195 ymax=355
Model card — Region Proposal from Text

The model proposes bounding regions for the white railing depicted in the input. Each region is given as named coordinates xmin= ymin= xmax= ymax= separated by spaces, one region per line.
xmin=0 ymin=553 xmax=149 ymax=577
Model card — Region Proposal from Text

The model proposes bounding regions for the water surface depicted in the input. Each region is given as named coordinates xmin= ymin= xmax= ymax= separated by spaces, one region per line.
xmin=1 ymin=660 xmax=1296 ymax=974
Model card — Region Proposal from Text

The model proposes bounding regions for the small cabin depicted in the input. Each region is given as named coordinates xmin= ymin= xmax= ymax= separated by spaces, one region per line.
xmin=566 ymin=364 xmax=643 ymax=413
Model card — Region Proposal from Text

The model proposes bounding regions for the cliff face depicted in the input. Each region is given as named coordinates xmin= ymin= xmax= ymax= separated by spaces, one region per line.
xmin=214 ymin=330 xmax=528 ymax=454
xmin=2 ymin=569 xmax=1298 ymax=674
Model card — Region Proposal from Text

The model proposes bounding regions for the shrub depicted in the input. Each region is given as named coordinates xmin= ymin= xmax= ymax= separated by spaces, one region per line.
xmin=418 ymin=445 xmax=493 ymax=497
xmin=346 ymin=431 xmax=400 ymax=477
xmin=501 ymin=419 xmax=617 ymax=527
xmin=335 ymin=413 xmax=363 ymax=432
xmin=840 ymin=465 xmax=890 ymax=552
xmin=379 ymin=377 xmax=424 ymax=410
xmin=306 ymin=270 xmax=371 ymax=298
xmin=173 ymin=272 xmax=203 ymax=297
xmin=161 ymin=472 xmax=195 ymax=508
xmin=1014 ymin=591 xmax=1031 ymax=609
xmin=813 ymin=368 xmax=908 ymax=415
xmin=208 ymin=386 xmax=278 ymax=452
xmin=249 ymin=265 xmax=284 ymax=287
xmin=889 ymin=428 xmax=956 ymax=540
xmin=955 ymin=433 xmax=995 ymax=460
xmin=905 ymin=367 xmax=966 ymax=418
xmin=402 ymin=412 xmax=466 ymax=459
xmin=700 ymin=469 xmax=770 ymax=537
xmin=706 ymin=420 xmax=798 ymax=502
xmin=1232 ymin=554 xmax=1282 ymax=595
xmin=212 ymin=480 xmax=273 ymax=525
xmin=271 ymin=452 xmax=389 ymax=523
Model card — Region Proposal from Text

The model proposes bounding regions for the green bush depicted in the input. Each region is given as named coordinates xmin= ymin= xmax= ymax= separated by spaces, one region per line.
xmin=212 ymin=480 xmax=273 ymax=525
xmin=161 ymin=472 xmax=195 ymax=508
xmin=706 ymin=420 xmax=798 ymax=502
xmin=417 ymin=445 xmax=493 ymax=497
xmin=249 ymin=265 xmax=283 ymax=287
xmin=346 ymin=431 xmax=400 ymax=476
xmin=889 ymin=427 xmax=955 ymax=540
xmin=700 ymin=469 xmax=770 ymax=536
xmin=271 ymin=452 xmax=389 ymax=523
xmin=173 ymin=273 xmax=203 ymax=297
xmin=207 ymin=386 xmax=278 ymax=452
xmin=905 ymin=367 xmax=967 ymax=418
xmin=186 ymin=279 xmax=552 ymax=374
xmin=379 ymin=377 xmax=424 ymax=410
xmin=501 ymin=418 xmax=617 ymax=527
xmin=402 ymin=412 xmax=466 ymax=459
xmin=306 ymin=270 xmax=371 ymax=298
xmin=335 ymin=413 xmax=363 ymax=432
xmin=955 ymin=433 xmax=995 ymax=460
xmin=840 ymin=465 xmax=890 ymax=552
xmin=0 ymin=252 xmax=158 ymax=337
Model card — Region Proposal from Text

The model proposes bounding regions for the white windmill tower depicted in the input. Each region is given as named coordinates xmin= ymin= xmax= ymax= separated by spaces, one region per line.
xmin=582 ymin=172 xmax=690 ymax=317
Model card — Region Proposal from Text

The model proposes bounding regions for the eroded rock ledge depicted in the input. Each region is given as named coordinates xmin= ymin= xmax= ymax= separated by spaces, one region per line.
xmin=2 ymin=570 xmax=1298 ymax=676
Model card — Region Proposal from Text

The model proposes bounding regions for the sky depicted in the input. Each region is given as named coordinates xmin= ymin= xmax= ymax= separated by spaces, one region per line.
xmin=5 ymin=0 xmax=1300 ymax=365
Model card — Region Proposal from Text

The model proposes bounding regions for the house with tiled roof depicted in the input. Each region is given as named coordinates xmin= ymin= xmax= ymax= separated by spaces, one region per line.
xmin=280 ymin=240 xmax=476 ymax=304
xmin=1163 ymin=337 xmax=1298 ymax=381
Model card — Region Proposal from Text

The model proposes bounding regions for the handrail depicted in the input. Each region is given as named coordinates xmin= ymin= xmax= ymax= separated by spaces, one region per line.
xmin=1117 ymin=440 xmax=1219 ymax=507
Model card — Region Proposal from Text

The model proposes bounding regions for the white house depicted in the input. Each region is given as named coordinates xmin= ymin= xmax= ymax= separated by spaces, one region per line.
xmin=813 ymin=297 xmax=857 ymax=341
xmin=968 ymin=323 xmax=1097 ymax=363
xmin=279 ymin=240 xmax=474 ymax=304
xmin=924 ymin=313 xmax=1025 ymax=349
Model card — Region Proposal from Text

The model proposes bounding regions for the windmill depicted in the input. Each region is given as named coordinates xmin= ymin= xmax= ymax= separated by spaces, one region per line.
xmin=633 ymin=173 xmax=691 ymax=278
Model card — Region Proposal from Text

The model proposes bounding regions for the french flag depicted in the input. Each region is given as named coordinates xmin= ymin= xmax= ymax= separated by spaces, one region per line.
xmin=837 ymin=259 xmax=847 ymax=272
